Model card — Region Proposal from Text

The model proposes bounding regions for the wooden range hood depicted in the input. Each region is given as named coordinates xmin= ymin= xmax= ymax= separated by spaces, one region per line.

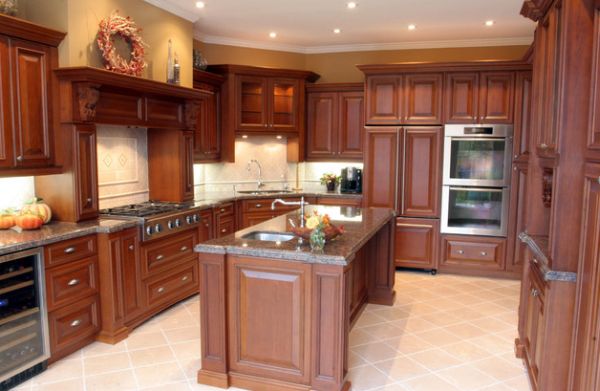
xmin=36 ymin=67 xmax=207 ymax=222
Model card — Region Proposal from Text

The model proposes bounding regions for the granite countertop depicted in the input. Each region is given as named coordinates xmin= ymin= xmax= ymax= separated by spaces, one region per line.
xmin=192 ymin=189 xmax=363 ymax=208
xmin=195 ymin=205 xmax=395 ymax=266
xmin=0 ymin=219 xmax=138 ymax=256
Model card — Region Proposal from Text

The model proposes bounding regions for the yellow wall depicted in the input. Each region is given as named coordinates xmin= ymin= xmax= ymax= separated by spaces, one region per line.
xmin=195 ymin=41 xmax=530 ymax=83
xmin=19 ymin=0 xmax=194 ymax=87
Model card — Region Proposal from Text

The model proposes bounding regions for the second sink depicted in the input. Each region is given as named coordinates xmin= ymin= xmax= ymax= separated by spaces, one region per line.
xmin=241 ymin=231 xmax=296 ymax=242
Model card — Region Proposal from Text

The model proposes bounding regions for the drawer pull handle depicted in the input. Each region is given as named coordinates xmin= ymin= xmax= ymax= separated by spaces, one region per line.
xmin=255 ymin=204 xmax=262 ymax=208
xmin=532 ymin=258 xmax=539 ymax=264
xmin=157 ymin=287 xmax=165 ymax=293
xmin=220 ymin=208 xmax=225 ymax=213
xmin=70 ymin=319 xmax=81 ymax=327
xmin=531 ymin=288 xmax=539 ymax=297
xmin=64 ymin=247 xmax=76 ymax=254
xmin=180 ymin=246 xmax=188 ymax=252
xmin=156 ymin=255 xmax=164 ymax=261
xmin=86 ymin=198 xmax=93 ymax=205
xmin=480 ymin=251 xmax=487 ymax=256
xmin=540 ymin=143 xmax=548 ymax=150
xmin=597 ymin=176 xmax=600 ymax=185
xmin=181 ymin=275 xmax=189 ymax=282
xmin=16 ymin=155 xmax=24 ymax=162
xmin=457 ymin=250 xmax=464 ymax=255
xmin=221 ymin=228 xmax=227 ymax=233
xmin=128 ymin=244 xmax=135 ymax=251
xmin=67 ymin=279 xmax=80 ymax=286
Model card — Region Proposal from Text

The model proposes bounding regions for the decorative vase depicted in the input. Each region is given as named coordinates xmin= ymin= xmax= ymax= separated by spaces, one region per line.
xmin=0 ymin=0 xmax=17 ymax=16
xmin=193 ymin=49 xmax=208 ymax=70
xmin=310 ymin=227 xmax=326 ymax=252
xmin=326 ymin=181 xmax=336 ymax=192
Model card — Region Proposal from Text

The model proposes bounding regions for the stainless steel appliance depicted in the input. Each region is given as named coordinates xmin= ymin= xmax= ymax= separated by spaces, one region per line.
xmin=340 ymin=167 xmax=362 ymax=194
xmin=441 ymin=124 xmax=513 ymax=237
xmin=0 ymin=248 xmax=50 ymax=391
xmin=443 ymin=124 xmax=513 ymax=187
xmin=100 ymin=201 xmax=204 ymax=241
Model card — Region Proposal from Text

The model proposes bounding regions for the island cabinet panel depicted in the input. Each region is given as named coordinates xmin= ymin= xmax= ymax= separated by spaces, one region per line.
xmin=316 ymin=196 xmax=362 ymax=207
xmin=228 ymin=257 xmax=312 ymax=385
xmin=367 ymin=220 xmax=396 ymax=305
xmin=394 ymin=218 xmax=439 ymax=270
xmin=364 ymin=127 xmax=401 ymax=210
xmin=403 ymin=74 xmax=443 ymax=125
xmin=365 ymin=75 xmax=402 ymax=124
xmin=444 ymin=72 xmax=479 ymax=123
xmin=401 ymin=127 xmax=442 ymax=218
xmin=522 ymin=258 xmax=546 ymax=390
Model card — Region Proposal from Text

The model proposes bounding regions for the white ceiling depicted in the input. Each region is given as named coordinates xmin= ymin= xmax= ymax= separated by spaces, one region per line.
xmin=145 ymin=0 xmax=535 ymax=53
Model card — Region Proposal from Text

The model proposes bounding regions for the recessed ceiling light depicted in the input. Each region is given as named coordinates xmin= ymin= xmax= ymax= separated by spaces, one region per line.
xmin=195 ymin=1 xmax=205 ymax=8
xmin=242 ymin=135 xmax=248 ymax=139
xmin=408 ymin=24 xmax=416 ymax=31
xmin=333 ymin=28 xmax=341 ymax=34
xmin=485 ymin=20 xmax=495 ymax=26
xmin=347 ymin=2 xmax=357 ymax=9
xmin=276 ymin=135 xmax=283 ymax=139
xmin=269 ymin=31 xmax=277 ymax=38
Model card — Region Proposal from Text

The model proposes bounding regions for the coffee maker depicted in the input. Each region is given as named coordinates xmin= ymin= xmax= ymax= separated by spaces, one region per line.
xmin=340 ymin=167 xmax=362 ymax=194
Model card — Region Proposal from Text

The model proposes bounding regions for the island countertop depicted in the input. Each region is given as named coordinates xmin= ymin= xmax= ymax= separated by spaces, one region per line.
xmin=194 ymin=205 xmax=395 ymax=265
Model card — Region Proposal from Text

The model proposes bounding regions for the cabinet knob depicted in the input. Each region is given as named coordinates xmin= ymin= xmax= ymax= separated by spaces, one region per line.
xmin=67 ymin=278 xmax=80 ymax=287
xmin=514 ymin=155 xmax=518 ymax=159
xmin=181 ymin=275 xmax=189 ymax=282
xmin=255 ymin=204 xmax=262 ymax=208
xmin=157 ymin=287 xmax=165 ymax=293
xmin=156 ymin=254 xmax=164 ymax=261
xmin=180 ymin=246 xmax=188 ymax=252
xmin=532 ymin=258 xmax=539 ymax=265
xmin=204 ymin=223 xmax=210 ymax=228
xmin=457 ymin=250 xmax=464 ymax=255
xmin=220 ymin=208 xmax=225 ymax=213
xmin=480 ymin=251 xmax=487 ymax=256
xmin=597 ymin=176 xmax=600 ymax=185
xmin=70 ymin=319 xmax=81 ymax=327
xmin=16 ymin=155 xmax=23 ymax=162
xmin=86 ymin=198 xmax=92 ymax=206
xmin=540 ymin=143 xmax=548 ymax=150
xmin=221 ymin=228 xmax=227 ymax=233
xmin=128 ymin=244 xmax=135 ymax=251
xmin=64 ymin=247 xmax=76 ymax=254
xmin=531 ymin=288 xmax=539 ymax=297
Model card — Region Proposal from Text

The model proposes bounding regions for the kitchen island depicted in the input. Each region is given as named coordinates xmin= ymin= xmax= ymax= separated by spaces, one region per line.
xmin=194 ymin=205 xmax=396 ymax=391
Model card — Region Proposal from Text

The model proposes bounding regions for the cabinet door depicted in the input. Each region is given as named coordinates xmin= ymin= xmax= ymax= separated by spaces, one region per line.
xmin=74 ymin=126 xmax=98 ymax=220
xmin=199 ymin=209 xmax=214 ymax=242
xmin=269 ymin=78 xmax=299 ymax=132
xmin=514 ymin=71 xmax=533 ymax=158
xmin=479 ymin=71 xmax=515 ymax=124
xmin=10 ymin=38 xmax=53 ymax=167
xmin=338 ymin=91 xmax=364 ymax=159
xmin=236 ymin=75 xmax=268 ymax=131
xmin=365 ymin=76 xmax=402 ymax=124
xmin=569 ymin=164 xmax=600 ymax=391
xmin=587 ymin=8 xmax=600 ymax=160
xmin=181 ymin=131 xmax=194 ymax=201
xmin=394 ymin=218 xmax=439 ymax=270
xmin=444 ymin=72 xmax=479 ymax=124
xmin=507 ymin=163 xmax=528 ymax=272
xmin=363 ymin=127 xmax=401 ymax=211
xmin=524 ymin=264 xmax=545 ymax=388
xmin=241 ymin=211 xmax=275 ymax=229
xmin=306 ymin=92 xmax=337 ymax=159
xmin=401 ymin=127 xmax=442 ymax=218
xmin=121 ymin=229 xmax=144 ymax=322
xmin=0 ymin=36 xmax=12 ymax=169
xmin=194 ymin=92 xmax=220 ymax=161
xmin=403 ymin=74 xmax=443 ymax=124
xmin=216 ymin=214 xmax=235 ymax=237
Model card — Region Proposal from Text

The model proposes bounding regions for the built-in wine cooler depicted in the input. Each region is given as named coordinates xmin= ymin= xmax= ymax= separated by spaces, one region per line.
xmin=0 ymin=248 xmax=49 ymax=391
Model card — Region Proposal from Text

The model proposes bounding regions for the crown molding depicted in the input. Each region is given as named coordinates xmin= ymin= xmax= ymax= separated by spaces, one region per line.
xmin=194 ymin=31 xmax=533 ymax=54
xmin=144 ymin=0 xmax=199 ymax=23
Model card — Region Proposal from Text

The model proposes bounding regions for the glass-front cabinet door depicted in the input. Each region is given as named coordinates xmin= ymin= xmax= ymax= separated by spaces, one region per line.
xmin=269 ymin=78 xmax=299 ymax=132
xmin=236 ymin=75 xmax=268 ymax=131
xmin=441 ymin=187 xmax=509 ymax=237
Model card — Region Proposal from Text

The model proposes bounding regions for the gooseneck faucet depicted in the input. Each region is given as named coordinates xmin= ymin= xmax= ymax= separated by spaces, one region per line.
xmin=247 ymin=159 xmax=264 ymax=189
xmin=271 ymin=196 xmax=309 ymax=228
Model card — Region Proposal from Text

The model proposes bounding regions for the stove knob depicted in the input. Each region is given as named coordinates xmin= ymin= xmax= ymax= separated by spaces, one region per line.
xmin=175 ymin=218 xmax=182 ymax=227
xmin=193 ymin=214 xmax=200 ymax=223
xmin=186 ymin=215 xmax=192 ymax=224
xmin=167 ymin=220 xmax=174 ymax=230
xmin=155 ymin=223 xmax=163 ymax=233
xmin=146 ymin=226 xmax=154 ymax=236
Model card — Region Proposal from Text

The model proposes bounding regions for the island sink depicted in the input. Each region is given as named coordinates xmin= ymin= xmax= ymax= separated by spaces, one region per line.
xmin=241 ymin=231 xmax=296 ymax=242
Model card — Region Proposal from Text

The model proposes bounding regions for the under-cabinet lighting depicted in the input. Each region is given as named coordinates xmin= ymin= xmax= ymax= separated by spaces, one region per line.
xmin=195 ymin=1 xmax=205 ymax=9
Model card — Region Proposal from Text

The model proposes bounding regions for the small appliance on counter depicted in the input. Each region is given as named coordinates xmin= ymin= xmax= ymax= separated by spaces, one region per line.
xmin=340 ymin=167 xmax=362 ymax=194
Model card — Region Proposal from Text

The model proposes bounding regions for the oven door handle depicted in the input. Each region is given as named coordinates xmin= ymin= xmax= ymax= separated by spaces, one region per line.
xmin=447 ymin=186 xmax=504 ymax=193
xmin=446 ymin=137 xmax=507 ymax=142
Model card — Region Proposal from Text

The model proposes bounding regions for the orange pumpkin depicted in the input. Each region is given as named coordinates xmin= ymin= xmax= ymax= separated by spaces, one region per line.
xmin=0 ymin=214 xmax=15 ymax=229
xmin=21 ymin=197 xmax=52 ymax=224
xmin=15 ymin=214 xmax=43 ymax=230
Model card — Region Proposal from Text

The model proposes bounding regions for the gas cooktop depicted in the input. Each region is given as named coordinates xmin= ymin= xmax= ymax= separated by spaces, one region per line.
xmin=99 ymin=201 xmax=191 ymax=218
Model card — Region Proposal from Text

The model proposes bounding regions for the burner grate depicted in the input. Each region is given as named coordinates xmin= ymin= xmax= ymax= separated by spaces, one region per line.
xmin=100 ymin=201 xmax=188 ymax=217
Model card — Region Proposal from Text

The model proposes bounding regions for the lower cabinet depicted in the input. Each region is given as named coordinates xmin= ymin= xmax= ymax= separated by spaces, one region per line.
xmin=347 ymin=246 xmax=367 ymax=324
xmin=394 ymin=218 xmax=439 ymax=271
xmin=316 ymin=196 xmax=362 ymax=207
xmin=440 ymin=234 xmax=506 ymax=273
xmin=238 ymin=197 xmax=315 ymax=230
xmin=44 ymin=235 xmax=100 ymax=362
xmin=198 ymin=208 xmax=215 ymax=242
xmin=215 ymin=202 xmax=235 ymax=237
xmin=522 ymin=258 xmax=545 ymax=389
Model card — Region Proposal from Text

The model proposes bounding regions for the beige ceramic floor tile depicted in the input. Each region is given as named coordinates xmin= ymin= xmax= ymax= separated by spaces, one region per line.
xmin=402 ymin=373 xmax=462 ymax=391
xmin=383 ymin=333 xmax=434 ymax=355
xmin=504 ymin=374 xmax=534 ymax=391
xmin=408 ymin=347 xmax=463 ymax=370
xmin=412 ymin=327 xmax=461 ymax=347
xmin=30 ymin=359 xmax=83 ymax=385
xmin=162 ymin=326 xmax=201 ymax=343
xmin=444 ymin=322 xmax=489 ymax=339
xmin=82 ymin=340 xmax=128 ymax=357
xmin=346 ymin=364 xmax=394 ymax=391
xmin=352 ymin=341 xmax=401 ymax=363
xmin=361 ymin=323 xmax=404 ymax=340
xmin=128 ymin=346 xmax=177 ymax=367
xmin=437 ymin=363 xmax=499 ymax=390
xmin=349 ymin=351 xmax=369 ymax=369
xmin=30 ymin=378 xmax=84 ymax=391
xmin=139 ymin=381 xmax=191 ymax=391
xmin=472 ymin=356 xmax=528 ymax=381
xmin=354 ymin=311 xmax=388 ymax=328
xmin=350 ymin=327 xmax=381 ymax=347
xmin=83 ymin=351 xmax=131 ymax=376
xmin=373 ymin=356 xmax=430 ymax=381
xmin=372 ymin=382 xmax=412 ymax=390
xmin=440 ymin=340 xmax=494 ymax=362
xmin=85 ymin=369 xmax=138 ymax=391
xmin=171 ymin=341 xmax=202 ymax=361
xmin=134 ymin=362 xmax=187 ymax=388
xmin=390 ymin=317 xmax=437 ymax=334
xmin=126 ymin=331 xmax=169 ymax=351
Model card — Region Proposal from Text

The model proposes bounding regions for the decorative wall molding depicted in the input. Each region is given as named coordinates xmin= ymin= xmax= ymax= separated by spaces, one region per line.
xmin=144 ymin=0 xmax=200 ymax=22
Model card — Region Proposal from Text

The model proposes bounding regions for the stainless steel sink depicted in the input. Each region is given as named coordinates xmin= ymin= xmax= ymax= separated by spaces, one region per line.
xmin=237 ymin=190 xmax=293 ymax=195
xmin=241 ymin=231 xmax=296 ymax=242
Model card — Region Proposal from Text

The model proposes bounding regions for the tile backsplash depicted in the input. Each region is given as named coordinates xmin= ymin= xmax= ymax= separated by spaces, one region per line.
xmin=0 ymin=177 xmax=35 ymax=211
xmin=96 ymin=125 xmax=149 ymax=208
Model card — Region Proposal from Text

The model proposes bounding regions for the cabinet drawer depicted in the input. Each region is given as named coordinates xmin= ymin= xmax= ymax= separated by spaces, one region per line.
xmin=45 ymin=235 xmax=97 ymax=268
xmin=217 ymin=215 xmax=235 ymax=237
xmin=144 ymin=263 xmax=198 ymax=308
xmin=46 ymin=257 xmax=98 ymax=311
xmin=317 ymin=196 xmax=362 ymax=207
xmin=48 ymin=295 xmax=99 ymax=357
xmin=441 ymin=235 xmax=506 ymax=270
xmin=141 ymin=230 xmax=196 ymax=278
xmin=242 ymin=198 xmax=275 ymax=212
xmin=215 ymin=202 xmax=234 ymax=216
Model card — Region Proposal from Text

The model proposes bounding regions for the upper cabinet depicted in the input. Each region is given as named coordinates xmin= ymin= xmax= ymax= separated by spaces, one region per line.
xmin=364 ymin=73 xmax=442 ymax=125
xmin=193 ymin=69 xmax=224 ymax=162
xmin=306 ymin=83 xmax=364 ymax=161
xmin=0 ymin=15 xmax=65 ymax=176
xmin=207 ymin=65 xmax=319 ymax=162
xmin=445 ymin=71 xmax=515 ymax=124
xmin=587 ymin=3 xmax=600 ymax=161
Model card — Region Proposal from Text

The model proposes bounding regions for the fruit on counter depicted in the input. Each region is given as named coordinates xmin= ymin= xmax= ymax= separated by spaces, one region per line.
xmin=21 ymin=197 xmax=52 ymax=224
xmin=0 ymin=211 xmax=15 ymax=229
xmin=15 ymin=213 xmax=44 ymax=230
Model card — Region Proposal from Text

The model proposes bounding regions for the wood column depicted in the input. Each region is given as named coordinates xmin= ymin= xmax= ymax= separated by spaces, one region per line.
xmin=367 ymin=220 xmax=396 ymax=305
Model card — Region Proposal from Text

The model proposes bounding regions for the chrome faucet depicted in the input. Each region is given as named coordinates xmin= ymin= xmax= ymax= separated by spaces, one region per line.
xmin=272 ymin=196 xmax=309 ymax=227
xmin=247 ymin=159 xmax=264 ymax=189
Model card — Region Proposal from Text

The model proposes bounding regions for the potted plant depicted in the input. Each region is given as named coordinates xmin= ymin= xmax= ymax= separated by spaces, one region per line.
xmin=320 ymin=173 xmax=340 ymax=192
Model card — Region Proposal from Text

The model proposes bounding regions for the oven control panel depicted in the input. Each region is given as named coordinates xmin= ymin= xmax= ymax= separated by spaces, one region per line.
xmin=143 ymin=210 xmax=202 ymax=241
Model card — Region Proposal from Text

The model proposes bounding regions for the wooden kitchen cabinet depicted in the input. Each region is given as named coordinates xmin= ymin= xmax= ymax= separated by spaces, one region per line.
xmin=365 ymin=75 xmax=402 ymax=125
xmin=193 ymin=69 xmax=224 ymax=162
xmin=198 ymin=208 xmax=215 ymax=242
xmin=0 ymin=16 xmax=64 ymax=175
xmin=238 ymin=196 xmax=308 ymax=229
xmin=440 ymin=234 xmax=506 ymax=273
xmin=316 ymin=196 xmax=362 ymax=207
xmin=394 ymin=217 xmax=439 ymax=271
xmin=363 ymin=127 xmax=401 ymax=210
xmin=215 ymin=202 xmax=236 ymax=237
xmin=74 ymin=126 xmax=99 ymax=220
xmin=44 ymin=235 xmax=100 ymax=362
xmin=523 ymin=258 xmax=546 ymax=389
xmin=586 ymin=6 xmax=600 ymax=161
xmin=444 ymin=71 xmax=515 ymax=124
xmin=306 ymin=83 xmax=364 ymax=161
